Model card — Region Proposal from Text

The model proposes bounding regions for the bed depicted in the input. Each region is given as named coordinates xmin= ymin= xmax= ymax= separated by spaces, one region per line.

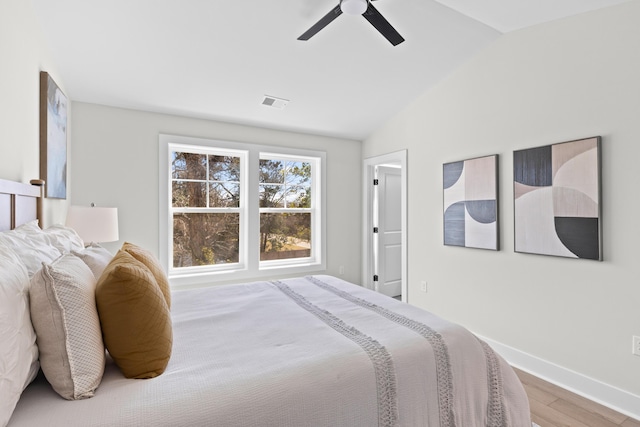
xmin=1 ymin=178 xmax=531 ymax=426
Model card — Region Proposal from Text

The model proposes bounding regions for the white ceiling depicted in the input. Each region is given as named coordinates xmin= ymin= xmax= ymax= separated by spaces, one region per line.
xmin=31 ymin=0 xmax=631 ymax=140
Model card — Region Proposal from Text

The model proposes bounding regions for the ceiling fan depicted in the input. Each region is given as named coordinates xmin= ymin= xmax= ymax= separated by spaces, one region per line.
xmin=298 ymin=0 xmax=405 ymax=46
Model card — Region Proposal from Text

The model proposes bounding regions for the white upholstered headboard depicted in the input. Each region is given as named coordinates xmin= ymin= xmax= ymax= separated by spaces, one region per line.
xmin=0 ymin=179 xmax=44 ymax=231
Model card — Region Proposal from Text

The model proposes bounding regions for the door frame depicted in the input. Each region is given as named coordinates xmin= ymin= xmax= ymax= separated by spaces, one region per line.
xmin=362 ymin=150 xmax=407 ymax=302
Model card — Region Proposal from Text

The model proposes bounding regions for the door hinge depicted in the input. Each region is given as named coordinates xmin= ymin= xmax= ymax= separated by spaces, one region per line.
xmin=373 ymin=179 xmax=379 ymax=185
xmin=373 ymin=227 xmax=378 ymax=233
xmin=373 ymin=275 xmax=379 ymax=282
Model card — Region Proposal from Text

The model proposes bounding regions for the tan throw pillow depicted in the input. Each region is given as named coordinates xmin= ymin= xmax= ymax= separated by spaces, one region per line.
xmin=96 ymin=250 xmax=172 ymax=379
xmin=29 ymin=253 xmax=105 ymax=400
xmin=122 ymin=242 xmax=171 ymax=309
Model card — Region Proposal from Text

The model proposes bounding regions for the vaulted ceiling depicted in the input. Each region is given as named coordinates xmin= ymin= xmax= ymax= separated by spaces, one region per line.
xmin=31 ymin=0 xmax=631 ymax=140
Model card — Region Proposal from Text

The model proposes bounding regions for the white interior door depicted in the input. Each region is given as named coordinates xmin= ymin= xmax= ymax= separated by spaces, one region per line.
xmin=375 ymin=166 xmax=402 ymax=298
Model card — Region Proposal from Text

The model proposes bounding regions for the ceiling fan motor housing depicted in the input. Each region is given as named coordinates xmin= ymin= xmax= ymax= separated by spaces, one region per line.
xmin=341 ymin=0 xmax=368 ymax=15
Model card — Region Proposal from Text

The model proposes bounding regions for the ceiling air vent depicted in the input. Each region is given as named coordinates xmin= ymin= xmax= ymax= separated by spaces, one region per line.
xmin=261 ymin=95 xmax=289 ymax=109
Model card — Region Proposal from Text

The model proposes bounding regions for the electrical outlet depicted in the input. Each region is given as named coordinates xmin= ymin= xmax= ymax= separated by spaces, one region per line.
xmin=420 ymin=281 xmax=427 ymax=292
xmin=339 ymin=266 xmax=345 ymax=276
xmin=633 ymin=336 xmax=640 ymax=357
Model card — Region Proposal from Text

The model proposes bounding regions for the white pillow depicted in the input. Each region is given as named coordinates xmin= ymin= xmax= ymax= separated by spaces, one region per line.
xmin=12 ymin=219 xmax=42 ymax=234
xmin=30 ymin=254 xmax=105 ymax=400
xmin=0 ymin=247 xmax=39 ymax=427
xmin=0 ymin=222 xmax=61 ymax=277
xmin=43 ymin=224 xmax=85 ymax=253
xmin=12 ymin=220 xmax=53 ymax=247
xmin=72 ymin=243 xmax=113 ymax=279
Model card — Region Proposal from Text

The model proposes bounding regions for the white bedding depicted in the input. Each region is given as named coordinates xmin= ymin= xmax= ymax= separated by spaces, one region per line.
xmin=10 ymin=275 xmax=531 ymax=426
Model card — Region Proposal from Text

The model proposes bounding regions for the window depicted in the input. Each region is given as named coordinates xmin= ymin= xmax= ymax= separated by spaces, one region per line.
xmin=160 ymin=135 xmax=325 ymax=287
xmin=171 ymin=150 xmax=243 ymax=269
xmin=259 ymin=155 xmax=312 ymax=263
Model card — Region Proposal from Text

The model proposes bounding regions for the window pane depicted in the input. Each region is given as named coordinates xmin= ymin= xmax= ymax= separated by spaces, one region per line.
xmin=259 ymin=184 xmax=310 ymax=208
xmin=286 ymin=161 xmax=311 ymax=208
xmin=173 ymin=213 xmax=239 ymax=267
xmin=259 ymin=159 xmax=284 ymax=184
xmin=172 ymin=152 xmax=206 ymax=180
xmin=287 ymin=161 xmax=311 ymax=188
xmin=287 ymin=185 xmax=310 ymax=208
xmin=259 ymin=184 xmax=284 ymax=207
xmin=209 ymin=155 xmax=240 ymax=182
xmin=210 ymin=183 xmax=240 ymax=207
xmin=260 ymin=213 xmax=311 ymax=261
xmin=172 ymin=181 xmax=207 ymax=207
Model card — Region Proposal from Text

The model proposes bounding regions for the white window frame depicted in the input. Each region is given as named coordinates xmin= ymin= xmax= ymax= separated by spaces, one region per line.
xmin=168 ymin=144 xmax=247 ymax=275
xmin=159 ymin=134 xmax=326 ymax=288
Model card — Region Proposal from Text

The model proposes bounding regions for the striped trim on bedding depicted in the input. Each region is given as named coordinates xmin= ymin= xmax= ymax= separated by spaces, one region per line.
xmin=477 ymin=338 xmax=508 ymax=427
xmin=305 ymin=275 xmax=457 ymax=427
xmin=306 ymin=275 xmax=513 ymax=427
xmin=271 ymin=280 xmax=399 ymax=427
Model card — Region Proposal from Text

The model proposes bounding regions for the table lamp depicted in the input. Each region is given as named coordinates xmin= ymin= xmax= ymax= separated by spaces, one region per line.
xmin=66 ymin=204 xmax=119 ymax=243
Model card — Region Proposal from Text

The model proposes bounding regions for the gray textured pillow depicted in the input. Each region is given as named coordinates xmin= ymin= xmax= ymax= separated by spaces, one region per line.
xmin=72 ymin=242 xmax=113 ymax=280
xmin=30 ymin=253 xmax=106 ymax=400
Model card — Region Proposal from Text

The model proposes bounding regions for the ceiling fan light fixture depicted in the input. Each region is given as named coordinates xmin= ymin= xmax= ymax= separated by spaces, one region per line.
xmin=341 ymin=0 xmax=368 ymax=16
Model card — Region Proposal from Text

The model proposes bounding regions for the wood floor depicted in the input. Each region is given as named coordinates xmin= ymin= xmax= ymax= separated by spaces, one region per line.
xmin=514 ymin=368 xmax=640 ymax=427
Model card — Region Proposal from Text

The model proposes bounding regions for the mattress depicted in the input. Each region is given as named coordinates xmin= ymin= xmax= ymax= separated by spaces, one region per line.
xmin=9 ymin=275 xmax=531 ymax=426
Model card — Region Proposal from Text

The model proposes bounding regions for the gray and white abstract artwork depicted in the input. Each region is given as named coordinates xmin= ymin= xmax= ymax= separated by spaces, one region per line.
xmin=443 ymin=155 xmax=498 ymax=250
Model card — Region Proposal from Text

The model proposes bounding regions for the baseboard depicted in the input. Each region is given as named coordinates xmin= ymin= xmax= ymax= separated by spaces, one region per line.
xmin=478 ymin=335 xmax=640 ymax=421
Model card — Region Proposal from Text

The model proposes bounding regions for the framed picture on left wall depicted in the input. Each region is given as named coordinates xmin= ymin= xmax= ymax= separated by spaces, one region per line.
xmin=443 ymin=154 xmax=499 ymax=250
xmin=40 ymin=71 xmax=68 ymax=199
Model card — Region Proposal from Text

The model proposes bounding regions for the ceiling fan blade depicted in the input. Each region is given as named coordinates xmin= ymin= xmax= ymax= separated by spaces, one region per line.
xmin=362 ymin=2 xmax=405 ymax=46
xmin=298 ymin=5 xmax=343 ymax=41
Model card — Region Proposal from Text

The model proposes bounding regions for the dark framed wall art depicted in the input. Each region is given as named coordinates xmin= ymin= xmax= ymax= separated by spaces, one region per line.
xmin=513 ymin=136 xmax=602 ymax=260
xmin=443 ymin=154 xmax=499 ymax=250
xmin=40 ymin=71 xmax=68 ymax=199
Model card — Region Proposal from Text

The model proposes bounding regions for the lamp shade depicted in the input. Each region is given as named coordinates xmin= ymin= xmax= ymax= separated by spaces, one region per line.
xmin=341 ymin=0 xmax=368 ymax=15
xmin=66 ymin=206 xmax=119 ymax=243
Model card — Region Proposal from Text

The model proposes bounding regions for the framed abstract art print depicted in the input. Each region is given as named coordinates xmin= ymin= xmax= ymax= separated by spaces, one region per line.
xmin=443 ymin=154 xmax=498 ymax=250
xmin=513 ymin=136 xmax=602 ymax=260
xmin=40 ymin=71 xmax=68 ymax=199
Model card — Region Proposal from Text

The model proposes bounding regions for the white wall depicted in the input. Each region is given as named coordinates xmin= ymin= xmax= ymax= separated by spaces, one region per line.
xmin=70 ymin=102 xmax=362 ymax=284
xmin=364 ymin=0 xmax=640 ymax=416
xmin=0 ymin=0 xmax=68 ymax=226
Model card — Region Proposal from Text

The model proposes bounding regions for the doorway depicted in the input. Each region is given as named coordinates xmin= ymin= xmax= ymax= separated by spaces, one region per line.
xmin=362 ymin=150 xmax=407 ymax=302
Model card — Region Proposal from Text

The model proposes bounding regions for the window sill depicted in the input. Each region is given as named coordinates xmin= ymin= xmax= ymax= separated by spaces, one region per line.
xmin=169 ymin=261 xmax=326 ymax=290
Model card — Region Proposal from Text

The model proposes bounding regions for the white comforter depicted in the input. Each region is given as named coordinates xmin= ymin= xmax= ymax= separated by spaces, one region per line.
xmin=10 ymin=275 xmax=531 ymax=426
